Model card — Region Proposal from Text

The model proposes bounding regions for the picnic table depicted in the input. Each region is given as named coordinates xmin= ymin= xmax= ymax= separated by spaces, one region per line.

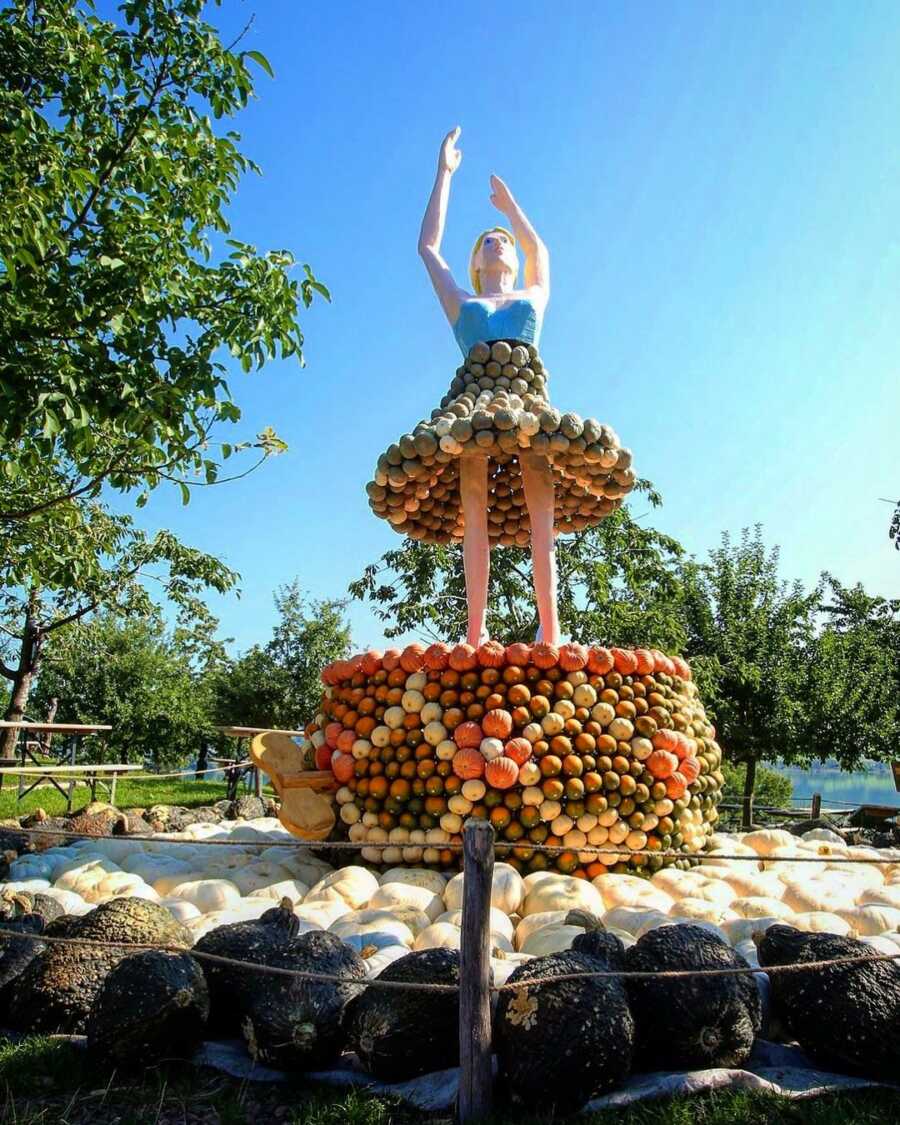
xmin=213 ymin=726 xmax=306 ymax=801
xmin=0 ymin=720 xmax=128 ymax=811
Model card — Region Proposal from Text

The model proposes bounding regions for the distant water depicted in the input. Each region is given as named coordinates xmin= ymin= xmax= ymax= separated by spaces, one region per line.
xmin=777 ymin=761 xmax=899 ymax=811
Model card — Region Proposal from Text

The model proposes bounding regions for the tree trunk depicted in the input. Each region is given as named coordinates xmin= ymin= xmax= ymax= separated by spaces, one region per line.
xmin=741 ymin=757 xmax=757 ymax=830
xmin=40 ymin=697 xmax=59 ymax=755
xmin=1 ymin=607 xmax=44 ymax=762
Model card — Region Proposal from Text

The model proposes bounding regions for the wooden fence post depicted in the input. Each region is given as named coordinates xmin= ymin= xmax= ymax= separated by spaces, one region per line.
xmin=811 ymin=792 xmax=822 ymax=820
xmin=458 ymin=819 xmax=494 ymax=1123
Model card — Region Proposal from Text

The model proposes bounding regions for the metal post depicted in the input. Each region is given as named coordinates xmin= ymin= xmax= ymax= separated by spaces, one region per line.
xmin=458 ymin=819 xmax=494 ymax=1123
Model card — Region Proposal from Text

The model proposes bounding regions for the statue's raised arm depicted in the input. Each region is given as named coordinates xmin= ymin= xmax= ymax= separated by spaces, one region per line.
xmin=418 ymin=127 xmax=467 ymax=324
xmin=488 ymin=174 xmax=550 ymax=298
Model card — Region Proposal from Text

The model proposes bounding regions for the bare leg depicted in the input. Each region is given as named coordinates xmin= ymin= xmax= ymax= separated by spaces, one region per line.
xmin=520 ymin=452 xmax=560 ymax=646
xmin=459 ymin=453 xmax=490 ymax=646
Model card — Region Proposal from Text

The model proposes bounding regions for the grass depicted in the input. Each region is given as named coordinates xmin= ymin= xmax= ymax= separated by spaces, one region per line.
xmin=0 ymin=776 xmax=277 ymax=821
xmin=1 ymin=1036 xmax=899 ymax=1125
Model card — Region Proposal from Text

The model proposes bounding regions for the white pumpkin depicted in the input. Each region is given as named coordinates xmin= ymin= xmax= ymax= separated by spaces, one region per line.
xmin=515 ymin=910 xmax=569 ymax=951
xmin=88 ymin=873 xmax=160 ymax=904
xmin=802 ymin=828 xmax=847 ymax=848
xmin=520 ymin=875 xmax=603 ymax=918
xmin=709 ymin=870 xmax=785 ymax=900
xmin=121 ymin=854 xmax=194 ymax=887
xmin=684 ymin=879 xmax=739 ymax=908
xmin=414 ymin=921 xmax=462 ymax=951
xmin=859 ymin=885 xmax=900 ymax=910
xmin=668 ymin=898 xmax=739 ymax=926
xmin=368 ymin=882 xmax=444 ymax=922
xmin=362 ymin=944 xmax=409 ymax=977
xmin=292 ymin=899 xmax=349 ymax=929
xmin=159 ymin=897 xmax=202 ymax=923
xmin=519 ymin=924 xmax=584 ymax=956
xmin=742 ymin=829 xmax=796 ymax=856
xmin=330 ymin=911 xmax=415 ymax=948
xmin=602 ymin=906 xmax=672 ymax=938
xmin=153 ymin=870 xmax=210 ymax=896
xmin=246 ymin=879 xmax=310 ymax=905
xmin=837 ymin=905 xmax=900 ymax=937
xmin=444 ymin=863 xmax=525 ymax=915
xmin=491 ymin=952 xmax=534 ymax=987
xmin=730 ymin=896 xmax=797 ymax=921
xmin=593 ymin=874 xmax=674 ymax=913
xmin=378 ymin=868 xmax=447 ymax=897
xmin=305 ymin=866 xmax=379 ymax=909
xmin=436 ymin=908 xmax=514 ymax=943
xmin=721 ymin=916 xmax=784 ymax=946
xmin=34 ymin=886 xmax=91 ymax=915
xmin=172 ymin=878 xmax=242 ymax=913
xmin=791 ymin=911 xmax=855 ymax=936
xmin=229 ymin=862 xmax=294 ymax=897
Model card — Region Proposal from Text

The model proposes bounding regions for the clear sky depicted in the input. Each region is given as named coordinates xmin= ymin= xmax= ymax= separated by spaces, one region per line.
xmin=123 ymin=0 xmax=900 ymax=653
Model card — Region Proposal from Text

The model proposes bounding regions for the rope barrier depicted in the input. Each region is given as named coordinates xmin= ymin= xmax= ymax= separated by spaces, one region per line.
xmin=1 ymin=926 xmax=898 ymax=993
xmin=9 ymin=826 xmax=899 ymax=865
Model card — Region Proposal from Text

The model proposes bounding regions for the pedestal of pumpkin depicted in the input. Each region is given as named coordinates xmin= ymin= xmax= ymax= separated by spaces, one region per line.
xmin=298 ymin=641 xmax=723 ymax=876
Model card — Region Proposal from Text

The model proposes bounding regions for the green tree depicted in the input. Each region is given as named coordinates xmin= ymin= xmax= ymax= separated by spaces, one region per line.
xmin=0 ymin=0 xmax=328 ymax=522
xmin=31 ymin=609 xmax=214 ymax=769
xmin=679 ymin=527 xmax=820 ymax=827
xmin=350 ymin=486 xmax=686 ymax=649
xmin=213 ymin=581 xmax=351 ymax=729
xmin=0 ymin=497 xmax=235 ymax=759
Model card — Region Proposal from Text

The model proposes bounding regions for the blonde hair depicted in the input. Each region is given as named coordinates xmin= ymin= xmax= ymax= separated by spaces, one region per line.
xmin=469 ymin=226 xmax=517 ymax=294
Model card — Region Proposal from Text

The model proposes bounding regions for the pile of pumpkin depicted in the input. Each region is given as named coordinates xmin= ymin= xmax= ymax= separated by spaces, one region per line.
xmin=366 ymin=340 xmax=637 ymax=544
xmin=304 ymin=641 xmax=722 ymax=874
xmin=3 ymin=822 xmax=900 ymax=1111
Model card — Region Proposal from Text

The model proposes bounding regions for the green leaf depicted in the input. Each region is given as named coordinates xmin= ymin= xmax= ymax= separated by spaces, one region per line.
xmin=179 ymin=482 xmax=191 ymax=506
xmin=244 ymin=50 xmax=274 ymax=78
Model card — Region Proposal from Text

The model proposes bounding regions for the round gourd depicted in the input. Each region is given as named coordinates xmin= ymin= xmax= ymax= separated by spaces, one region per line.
xmin=521 ymin=875 xmax=603 ymax=918
xmin=444 ymin=863 xmax=524 ymax=915
xmin=169 ymin=878 xmax=242 ymax=914
xmin=730 ymin=896 xmax=797 ymax=921
xmin=293 ymin=899 xmax=350 ymax=929
xmin=837 ymin=904 xmax=900 ymax=936
xmin=247 ymin=879 xmax=310 ymax=904
xmin=742 ymin=829 xmax=796 ymax=857
xmin=368 ymin=882 xmax=444 ymax=922
xmin=519 ymin=924 xmax=585 ymax=956
xmin=668 ymin=898 xmax=739 ymax=926
xmin=306 ymin=867 xmax=379 ymax=910
xmin=721 ymin=916 xmax=784 ymax=946
xmin=377 ymin=868 xmax=447 ymax=896
xmin=791 ymin=911 xmax=855 ymax=936
xmin=436 ymin=907 xmax=514 ymax=943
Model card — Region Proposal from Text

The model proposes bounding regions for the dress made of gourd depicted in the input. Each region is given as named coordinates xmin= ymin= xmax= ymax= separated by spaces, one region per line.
xmin=366 ymin=296 xmax=636 ymax=546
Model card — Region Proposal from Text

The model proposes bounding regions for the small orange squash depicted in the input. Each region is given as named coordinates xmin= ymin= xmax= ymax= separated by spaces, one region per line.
xmin=505 ymin=642 xmax=532 ymax=667
xmin=424 ymin=642 xmax=452 ymax=671
xmin=634 ymin=648 xmax=656 ymax=674
xmin=646 ymin=749 xmax=678 ymax=779
xmin=665 ymin=771 xmax=687 ymax=798
xmin=331 ymin=752 xmax=355 ymax=783
xmin=453 ymin=720 xmax=484 ymax=749
xmin=452 ymin=748 xmax=485 ymax=780
xmin=504 ymin=737 xmax=533 ymax=766
xmin=477 ymin=639 xmax=507 ymax=668
xmin=611 ymin=647 xmax=638 ymax=675
xmin=400 ymin=643 xmax=426 ymax=673
xmin=587 ymin=646 xmax=614 ymax=674
xmin=485 ymin=757 xmax=518 ymax=790
xmin=482 ymin=709 xmax=513 ymax=739
xmin=382 ymin=648 xmax=402 ymax=672
xmin=449 ymin=643 xmax=478 ymax=671
xmin=558 ymin=642 xmax=588 ymax=671
xmin=532 ymin=642 xmax=560 ymax=669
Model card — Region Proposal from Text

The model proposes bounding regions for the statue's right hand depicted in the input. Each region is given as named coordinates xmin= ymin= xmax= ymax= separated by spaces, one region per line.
xmin=439 ymin=126 xmax=462 ymax=174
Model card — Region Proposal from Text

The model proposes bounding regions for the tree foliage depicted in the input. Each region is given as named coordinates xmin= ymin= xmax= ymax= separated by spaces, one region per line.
xmin=212 ymin=581 xmax=351 ymax=729
xmin=0 ymin=0 xmax=328 ymax=522
xmin=350 ymin=485 xmax=686 ymax=650
xmin=31 ymin=609 xmax=215 ymax=769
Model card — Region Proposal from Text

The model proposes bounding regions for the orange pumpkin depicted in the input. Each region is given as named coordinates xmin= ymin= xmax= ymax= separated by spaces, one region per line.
xmin=477 ymin=639 xmax=507 ymax=668
xmin=331 ymin=752 xmax=355 ymax=783
xmin=361 ymin=650 xmax=383 ymax=676
xmin=485 ymin=756 xmax=518 ymax=789
xmin=671 ymin=655 xmax=691 ymax=680
xmin=672 ymin=732 xmax=693 ymax=760
xmin=558 ymin=642 xmax=588 ymax=671
xmin=611 ymin=647 xmax=638 ymax=675
xmin=587 ymin=646 xmax=614 ymax=674
xmin=652 ymin=729 xmax=680 ymax=753
xmin=665 ymin=771 xmax=687 ymax=799
xmin=452 ymin=748 xmax=485 ymax=779
xmin=324 ymin=722 xmax=343 ymax=749
xmin=449 ymin=643 xmax=478 ymax=672
xmin=649 ymin=649 xmax=674 ymax=676
xmin=336 ymin=728 xmax=356 ymax=753
xmin=400 ymin=643 xmax=426 ymax=673
xmin=482 ymin=708 xmax=513 ymax=739
xmin=679 ymin=757 xmax=701 ymax=783
xmin=314 ymin=745 xmax=334 ymax=770
xmin=505 ymin=642 xmax=533 ymax=667
xmin=646 ymin=749 xmax=678 ymax=779
xmin=424 ymin=642 xmax=452 ymax=671
xmin=633 ymin=648 xmax=655 ymax=675
xmin=532 ymin=642 xmax=560 ymax=669
xmin=382 ymin=648 xmax=402 ymax=672
xmin=453 ymin=720 xmax=484 ymax=749
xmin=504 ymin=737 xmax=533 ymax=766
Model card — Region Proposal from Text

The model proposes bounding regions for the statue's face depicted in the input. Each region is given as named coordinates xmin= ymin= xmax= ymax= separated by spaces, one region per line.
xmin=476 ymin=230 xmax=517 ymax=277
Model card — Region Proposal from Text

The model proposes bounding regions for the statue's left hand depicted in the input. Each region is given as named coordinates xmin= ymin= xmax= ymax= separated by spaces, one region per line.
xmin=489 ymin=174 xmax=516 ymax=217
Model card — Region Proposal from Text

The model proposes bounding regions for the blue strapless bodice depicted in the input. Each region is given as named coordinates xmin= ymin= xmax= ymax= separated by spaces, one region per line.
xmin=452 ymin=297 xmax=542 ymax=355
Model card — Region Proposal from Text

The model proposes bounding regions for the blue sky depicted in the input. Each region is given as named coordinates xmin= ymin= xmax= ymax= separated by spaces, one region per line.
xmin=124 ymin=0 xmax=899 ymax=653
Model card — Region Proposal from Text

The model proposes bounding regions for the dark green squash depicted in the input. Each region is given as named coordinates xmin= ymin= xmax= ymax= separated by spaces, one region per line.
xmin=86 ymin=950 xmax=209 ymax=1067
xmin=625 ymin=923 xmax=761 ymax=1070
xmin=7 ymin=898 xmax=191 ymax=1034
xmin=495 ymin=932 xmax=634 ymax=1114
xmin=347 ymin=948 xmax=464 ymax=1082
xmin=757 ymin=924 xmax=900 ymax=1079
xmin=240 ymin=929 xmax=366 ymax=1071
xmin=192 ymin=898 xmax=299 ymax=1036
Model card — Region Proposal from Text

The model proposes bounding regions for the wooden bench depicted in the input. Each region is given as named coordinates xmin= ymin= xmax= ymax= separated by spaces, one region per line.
xmin=0 ymin=763 xmax=143 ymax=811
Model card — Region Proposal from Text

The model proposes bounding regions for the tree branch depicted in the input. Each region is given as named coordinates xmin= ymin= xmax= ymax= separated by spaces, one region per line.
xmin=0 ymin=662 xmax=16 ymax=681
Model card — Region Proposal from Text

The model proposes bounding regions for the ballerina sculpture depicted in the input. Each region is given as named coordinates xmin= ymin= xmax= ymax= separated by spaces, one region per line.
xmin=366 ymin=127 xmax=635 ymax=648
